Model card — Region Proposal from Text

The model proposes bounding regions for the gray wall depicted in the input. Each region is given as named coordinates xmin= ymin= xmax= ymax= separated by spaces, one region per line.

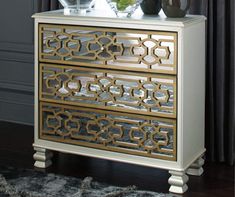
xmin=0 ymin=0 xmax=38 ymax=125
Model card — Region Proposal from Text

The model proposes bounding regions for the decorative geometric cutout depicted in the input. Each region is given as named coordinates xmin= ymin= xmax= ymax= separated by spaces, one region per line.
xmin=40 ymin=102 xmax=176 ymax=160
xmin=40 ymin=64 xmax=176 ymax=118
xmin=40 ymin=25 xmax=177 ymax=74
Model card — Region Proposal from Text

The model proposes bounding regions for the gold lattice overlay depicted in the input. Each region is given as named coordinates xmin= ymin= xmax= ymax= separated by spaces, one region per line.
xmin=40 ymin=64 xmax=176 ymax=118
xmin=40 ymin=102 xmax=176 ymax=160
xmin=39 ymin=24 xmax=177 ymax=74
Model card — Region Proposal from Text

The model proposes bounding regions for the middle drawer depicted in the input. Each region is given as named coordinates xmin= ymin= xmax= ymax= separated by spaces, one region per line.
xmin=40 ymin=63 xmax=176 ymax=118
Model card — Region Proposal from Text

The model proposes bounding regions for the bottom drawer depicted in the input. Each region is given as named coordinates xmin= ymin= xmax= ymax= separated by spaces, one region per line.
xmin=39 ymin=102 xmax=177 ymax=161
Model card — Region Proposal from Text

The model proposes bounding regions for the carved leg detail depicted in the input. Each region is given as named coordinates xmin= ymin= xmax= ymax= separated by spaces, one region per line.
xmin=168 ymin=170 xmax=189 ymax=194
xmin=33 ymin=147 xmax=53 ymax=168
xmin=187 ymin=157 xmax=205 ymax=176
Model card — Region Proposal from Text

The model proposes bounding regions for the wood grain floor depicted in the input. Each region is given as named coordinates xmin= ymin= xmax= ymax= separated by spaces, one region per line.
xmin=0 ymin=121 xmax=234 ymax=197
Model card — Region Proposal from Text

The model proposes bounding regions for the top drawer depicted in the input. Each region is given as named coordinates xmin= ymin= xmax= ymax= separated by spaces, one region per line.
xmin=39 ymin=24 xmax=177 ymax=75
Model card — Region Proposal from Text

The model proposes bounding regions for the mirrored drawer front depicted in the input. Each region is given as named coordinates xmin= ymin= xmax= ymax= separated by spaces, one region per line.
xmin=40 ymin=102 xmax=177 ymax=161
xmin=40 ymin=64 xmax=177 ymax=118
xmin=39 ymin=24 xmax=177 ymax=74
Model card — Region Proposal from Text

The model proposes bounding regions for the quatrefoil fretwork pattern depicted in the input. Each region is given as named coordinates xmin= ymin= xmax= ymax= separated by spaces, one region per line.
xmin=40 ymin=64 xmax=176 ymax=118
xmin=39 ymin=24 xmax=177 ymax=74
xmin=40 ymin=102 xmax=176 ymax=160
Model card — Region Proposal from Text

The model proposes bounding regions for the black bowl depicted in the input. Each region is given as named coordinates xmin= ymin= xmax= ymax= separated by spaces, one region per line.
xmin=140 ymin=0 xmax=162 ymax=15
xmin=162 ymin=0 xmax=190 ymax=18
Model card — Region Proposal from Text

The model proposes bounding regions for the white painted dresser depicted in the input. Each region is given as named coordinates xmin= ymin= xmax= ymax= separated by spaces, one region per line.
xmin=32 ymin=10 xmax=206 ymax=194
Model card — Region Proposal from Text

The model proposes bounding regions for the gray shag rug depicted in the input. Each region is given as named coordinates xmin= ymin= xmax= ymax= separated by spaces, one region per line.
xmin=0 ymin=166 xmax=175 ymax=197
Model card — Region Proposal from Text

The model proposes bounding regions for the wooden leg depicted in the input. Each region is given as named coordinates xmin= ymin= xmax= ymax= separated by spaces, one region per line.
xmin=33 ymin=147 xmax=53 ymax=169
xmin=168 ymin=170 xmax=189 ymax=194
xmin=187 ymin=156 xmax=205 ymax=176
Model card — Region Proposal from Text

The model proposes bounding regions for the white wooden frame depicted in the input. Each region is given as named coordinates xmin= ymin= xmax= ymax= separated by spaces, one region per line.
xmin=33 ymin=10 xmax=206 ymax=194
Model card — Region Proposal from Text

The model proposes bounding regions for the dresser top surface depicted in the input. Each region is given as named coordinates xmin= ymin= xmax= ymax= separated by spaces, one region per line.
xmin=33 ymin=9 xmax=206 ymax=28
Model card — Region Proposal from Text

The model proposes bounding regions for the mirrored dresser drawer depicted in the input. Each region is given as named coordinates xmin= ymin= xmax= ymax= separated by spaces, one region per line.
xmin=40 ymin=63 xmax=176 ymax=118
xmin=39 ymin=24 xmax=177 ymax=74
xmin=40 ymin=102 xmax=177 ymax=161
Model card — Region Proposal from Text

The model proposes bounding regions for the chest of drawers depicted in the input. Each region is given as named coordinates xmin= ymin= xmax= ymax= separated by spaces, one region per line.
xmin=33 ymin=10 xmax=206 ymax=194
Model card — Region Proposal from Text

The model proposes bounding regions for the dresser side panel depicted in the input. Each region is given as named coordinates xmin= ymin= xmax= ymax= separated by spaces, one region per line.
xmin=180 ymin=21 xmax=206 ymax=169
xmin=34 ymin=19 xmax=40 ymax=143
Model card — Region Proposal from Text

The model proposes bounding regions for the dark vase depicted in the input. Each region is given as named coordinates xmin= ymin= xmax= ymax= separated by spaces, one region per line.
xmin=140 ymin=0 xmax=162 ymax=15
xmin=162 ymin=0 xmax=191 ymax=18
